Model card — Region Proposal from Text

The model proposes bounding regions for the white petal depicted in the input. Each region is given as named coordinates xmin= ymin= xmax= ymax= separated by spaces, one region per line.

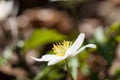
xmin=48 ymin=56 xmax=67 ymax=66
xmin=30 ymin=54 xmax=56 ymax=62
xmin=71 ymin=44 xmax=96 ymax=57
xmin=31 ymin=54 xmax=68 ymax=66
xmin=66 ymin=33 xmax=85 ymax=55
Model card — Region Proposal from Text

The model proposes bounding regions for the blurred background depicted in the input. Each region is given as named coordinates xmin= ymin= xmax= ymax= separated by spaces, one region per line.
xmin=0 ymin=0 xmax=120 ymax=80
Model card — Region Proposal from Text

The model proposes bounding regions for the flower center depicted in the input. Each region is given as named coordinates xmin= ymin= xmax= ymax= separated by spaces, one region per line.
xmin=52 ymin=41 xmax=72 ymax=56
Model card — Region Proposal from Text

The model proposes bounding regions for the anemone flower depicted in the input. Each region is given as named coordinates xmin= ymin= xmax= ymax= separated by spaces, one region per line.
xmin=31 ymin=33 xmax=96 ymax=66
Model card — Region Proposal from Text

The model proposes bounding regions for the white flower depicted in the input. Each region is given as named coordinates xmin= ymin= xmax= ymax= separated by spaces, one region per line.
xmin=31 ymin=33 xmax=96 ymax=66
xmin=0 ymin=0 xmax=14 ymax=21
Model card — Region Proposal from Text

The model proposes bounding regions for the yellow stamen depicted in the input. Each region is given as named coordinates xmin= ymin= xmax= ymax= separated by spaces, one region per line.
xmin=56 ymin=53 xmax=64 ymax=56
xmin=52 ymin=41 xmax=72 ymax=56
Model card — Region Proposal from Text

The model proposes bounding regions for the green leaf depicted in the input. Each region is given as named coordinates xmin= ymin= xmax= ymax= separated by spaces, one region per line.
xmin=33 ymin=65 xmax=65 ymax=80
xmin=106 ymin=22 xmax=120 ymax=36
xmin=33 ymin=67 xmax=51 ymax=80
xmin=115 ymin=35 xmax=120 ymax=42
xmin=24 ymin=29 xmax=66 ymax=50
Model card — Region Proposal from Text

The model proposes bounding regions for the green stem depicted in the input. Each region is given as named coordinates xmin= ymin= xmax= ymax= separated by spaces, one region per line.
xmin=65 ymin=59 xmax=74 ymax=80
